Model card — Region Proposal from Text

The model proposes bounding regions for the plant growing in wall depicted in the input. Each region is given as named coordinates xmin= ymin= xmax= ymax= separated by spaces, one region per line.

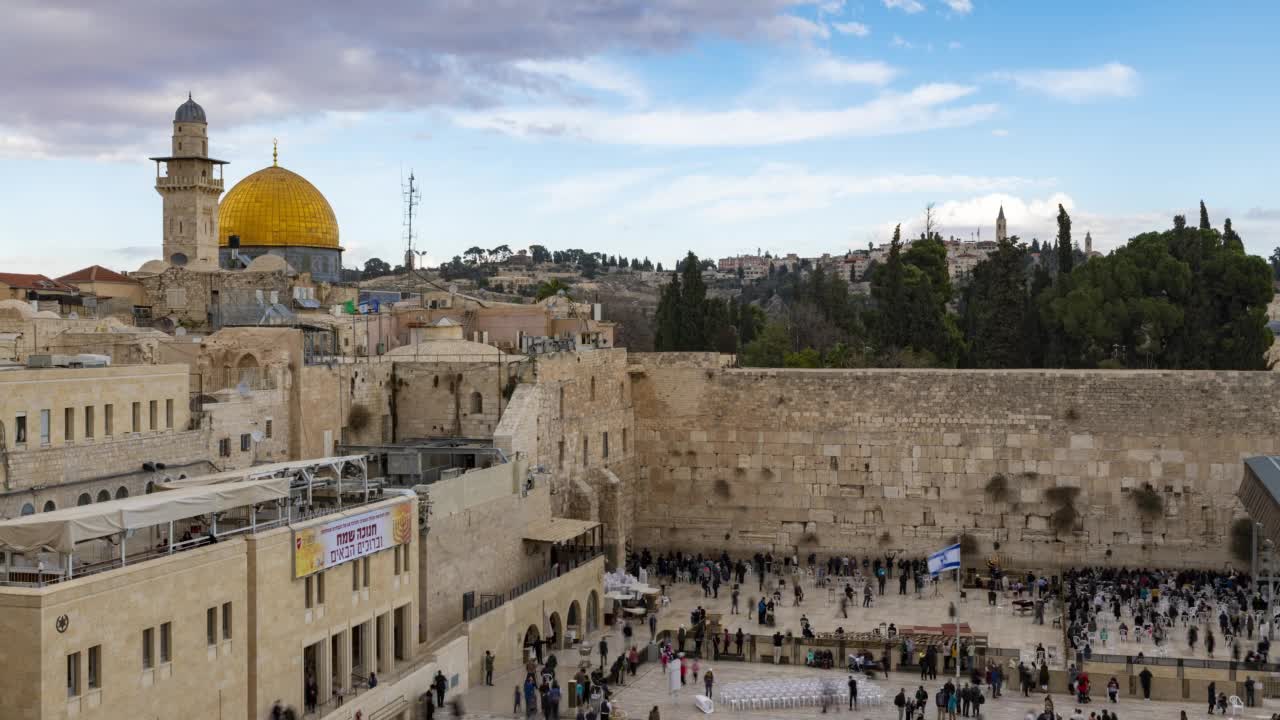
xmin=955 ymin=533 xmax=979 ymax=556
xmin=347 ymin=403 xmax=371 ymax=432
xmin=985 ymin=474 xmax=1010 ymax=503
xmin=1131 ymin=483 xmax=1164 ymax=519
xmin=1044 ymin=486 xmax=1081 ymax=535
xmin=713 ymin=478 xmax=732 ymax=499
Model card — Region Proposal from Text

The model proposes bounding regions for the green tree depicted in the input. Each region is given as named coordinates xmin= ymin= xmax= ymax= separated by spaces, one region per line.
xmin=1199 ymin=200 xmax=1211 ymax=231
xmin=528 ymin=244 xmax=551 ymax=264
xmin=652 ymin=273 xmax=683 ymax=351
xmin=739 ymin=321 xmax=791 ymax=367
xmin=362 ymin=257 xmax=392 ymax=278
xmin=463 ymin=246 xmax=486 ymax=265
xmin=871 ymin=225 xmax=910 ymax=351
xmin=1055 ymin=204 xmax=1074 ymax=275
xmin=534 ymin=278 xmax=572 ymax=301
xmin=1270 ymin=245 xmax=1280 ymax=280
xmin=961 ymin=237 xmax=1030 ymax=367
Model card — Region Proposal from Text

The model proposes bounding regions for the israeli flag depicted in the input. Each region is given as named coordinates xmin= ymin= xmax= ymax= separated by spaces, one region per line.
xmin=927 ymin=543 xmax=961 ymax=576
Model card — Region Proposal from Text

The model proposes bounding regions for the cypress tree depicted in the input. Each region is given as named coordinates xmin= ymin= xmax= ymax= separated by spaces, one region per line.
xmin=1056 ymin=204 xmax=1074 ymax=275
xmin=1199 ymin=201 xmax=1211 ymax=231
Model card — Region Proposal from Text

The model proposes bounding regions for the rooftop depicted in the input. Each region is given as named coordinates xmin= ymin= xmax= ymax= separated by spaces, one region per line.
xmin=0 ymin=272 xmax=79 ymax=293
xmin=56 ymin=265 xmax=137 ymax=285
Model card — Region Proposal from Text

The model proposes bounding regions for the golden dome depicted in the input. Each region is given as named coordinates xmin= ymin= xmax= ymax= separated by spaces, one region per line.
xmin=218 ymin=163 xmax=340 ymax=250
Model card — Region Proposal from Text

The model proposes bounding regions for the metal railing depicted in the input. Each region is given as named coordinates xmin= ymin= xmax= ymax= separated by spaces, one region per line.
xmin=463 ymin=550 xmax=604 ymax=621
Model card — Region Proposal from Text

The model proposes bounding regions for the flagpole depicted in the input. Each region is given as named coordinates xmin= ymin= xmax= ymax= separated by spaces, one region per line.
xmin=955 ymin=539 xmax=961 ymax=680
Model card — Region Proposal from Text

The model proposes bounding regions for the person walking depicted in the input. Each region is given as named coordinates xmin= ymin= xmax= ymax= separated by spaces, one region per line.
xmin=1207 ymin=681 xmax=1217 ymax=714
xmin=599 ymin=637 xmax=609 ymax=669
xmin=895 ymin=688 xmax=907 ymax=720
xmin=731 ymin=587 xmax=740 ymax=614
xmin=648 ymin=612 xmax=657 ymax=640
xmin=772 ymin=631 xmax=784 ymax=664
xmin=864 ymin=584 xmax=873 ymax=608
xmin=735 ymin=627 xmax=744 ymax=656
xmin=1138 ymin=667 xmax=1152 ymax=700
xmin=434 ymin=670 xmax=448 ymax=708
xmin=704 ymin=668 xmax=714 ymax=699
xmin=1245 ymin=676 xmax=1256 ymax=707
xmin=484 ymin=651 xmax=495 ymax=686
xmin=848 ymin=675 xmax=859 ymax=710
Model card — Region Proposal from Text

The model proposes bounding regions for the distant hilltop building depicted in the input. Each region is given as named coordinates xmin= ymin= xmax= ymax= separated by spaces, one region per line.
xmin=996 ymin=205 xmax=1007 ymax=242
xmin=148 ymin=95 xmax=343 ymax=282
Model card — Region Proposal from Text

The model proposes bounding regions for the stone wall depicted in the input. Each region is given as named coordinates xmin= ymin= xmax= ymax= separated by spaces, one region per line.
xmin=629 ymin=358 xmax=1280 ymax=569
xmin=393 ymin=360 xmax=518 ymax=439
xmin=420 ymin=465 xmax=550 ymax=645
xmin=506 ymin=349 xmax=638 ymax=561
xmin=295 ymin=361 xmax=393 ymax=459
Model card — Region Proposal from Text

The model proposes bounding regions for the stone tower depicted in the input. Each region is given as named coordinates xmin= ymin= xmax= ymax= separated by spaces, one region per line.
xmin=1085 ymin=231 xmax=1093 ymax=256
xmin=996 ymin=205 xmax=1007 ymax=242
xmin=150 ymin=94 xmax=227 ymax=268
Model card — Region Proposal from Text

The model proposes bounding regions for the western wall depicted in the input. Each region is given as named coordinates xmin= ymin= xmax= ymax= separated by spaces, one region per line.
xmin=624 ymin=352 xmax=1280 ymax=569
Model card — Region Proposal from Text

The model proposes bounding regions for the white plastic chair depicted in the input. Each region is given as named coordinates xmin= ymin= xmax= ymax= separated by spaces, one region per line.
xmin=1228 ymin=695 xmax=1243 ymax=716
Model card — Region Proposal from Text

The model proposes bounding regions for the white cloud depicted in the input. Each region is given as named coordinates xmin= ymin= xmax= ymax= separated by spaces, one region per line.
xmin=759 ymin=14 xmax=831 ymax=42
xmin=513 ymin=59 xmax=649 ymax=105
xmin=991 ymin=128 xmax=1008 ymax=137
xmin=884 ymin=0 xmax=925 ymax=13
xmin=943 ymin=0 xmax=974 ymax=14
xmin=834 ymin=21 xmax=870 ymax=37
xmin=991 ymin=62 xmax=1139 ymax=102
xmin=947 ymin=41 xmax=963 ymax=50
xmin=454 ymin=84 xmax=996 ymax=147
xmin=535 ymin=168 xmax=667 ymax=212
xmin=809 ymin=56 xmax=898 ymax=85
xmin=891 ymin=34 xmax=915 ymax=49
xmin=887 ymin=192 xmax=1075 ymax=242
xmin=539 ymin=164 xmax=1041 ymax=224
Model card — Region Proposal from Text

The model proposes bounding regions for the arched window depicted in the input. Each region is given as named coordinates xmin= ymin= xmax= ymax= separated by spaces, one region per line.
xmin=20 ymin=503 xmax=35 ymax=516
xmin=78 ymin=493 xmax=92 ymax=506
xmin=116 ymin=487 xmax=129 ymax=499
xmin=144 ymin=481 xmax=155 ymax=495
xmin=42 ymin=500 xmax=56 ymax=512
xmin=470 ymin=391 xmax=483 ymax=414
xmin=96 ymin=489 xmax=111 ymax=503
xmin=590 ymin=376 xmax=596 ymax=401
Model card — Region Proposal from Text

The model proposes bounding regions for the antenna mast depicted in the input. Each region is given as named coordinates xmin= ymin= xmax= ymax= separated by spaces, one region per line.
xmin=402 ymin=171 xmax=422 ymax=269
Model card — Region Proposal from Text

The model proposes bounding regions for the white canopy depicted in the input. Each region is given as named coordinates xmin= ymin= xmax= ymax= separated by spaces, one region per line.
xmin=156 ymin=455 xmax=368 ymax=491
xmin=0 ymin=477 xmax=290 ymax=554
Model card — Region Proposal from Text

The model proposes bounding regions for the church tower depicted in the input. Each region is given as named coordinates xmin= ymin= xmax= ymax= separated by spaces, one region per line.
xmin=150 ymin=94 xmax=227 ymax=268
xmin=996 ymin=205 xmax=1007 ymax=242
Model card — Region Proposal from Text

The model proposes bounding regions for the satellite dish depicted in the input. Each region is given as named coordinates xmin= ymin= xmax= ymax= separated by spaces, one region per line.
xmin=175 ymin=327 xmax=187 ymax=337
xmin=68 ymin=312 xmax=79 ymax=319
xmin=448 ymin=284 xmax=458 ymax=295
xmin=251 ymin=431 xmax=264 ymax=442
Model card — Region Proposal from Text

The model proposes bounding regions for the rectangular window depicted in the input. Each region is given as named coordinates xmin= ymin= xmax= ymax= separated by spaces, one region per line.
xmin=219 ymin=438 xmax=230 ymax=457
xmin=558 ymin=439 xmax=565 ymax=467
xmin=143 ymin=627 xmax=155 ymax=669
xmin=305 ymin=576 xmax=314 ymax=608
xmin=84 ymin=406 xmax=94 ymax=439
xmin=206 ymin=607 xmax=217 ymax=646
xmin=87 ymin=645 xmax=101 ymax=690
xmin=14 ymin=412 xmax=26 ymax=444
xmin=393 ymin=546 xmax=402 ymax=576
xmin=40 ymin=409 xmax=51 ymax=445
xmin=165 ymin=399 xmax=174 ymax=429
xmin=265 ymin=419 xmax=273 ymax=439
xmin=622 ymin=428 xmax=627 ymax=453
xmin=362 ymin=557 xmax=370 ymax=588
xmin=104 ymin=404 xmax=113 ymax=436
xmin=582 ymin=437 xmax=589 ymax=466
xmin=222 ymin=602 xmax=232 ymax=640
xmin=403 ymin=540 xmax=412 ymax=573
xmin=67 ymin=652 xmax=81 ymax=698
xmin=131 ymin=402 xmax=141 ymax=433
xmin=160 ymin=622 xmax=171 ymax=663
xmin=149 ymin=400 xmax=158 ymax=430
xmin=352 ymin=562 xmax=359 ymax=591
xmin=64 ymin=407 xmax=74 ymax=442
xmin=240 ymin=433 xmax=251 ymax=452
xmin=602 ymin=431 xmax=609 ymax=459
xmin=317 ymin=571 xmax=325 ymax=605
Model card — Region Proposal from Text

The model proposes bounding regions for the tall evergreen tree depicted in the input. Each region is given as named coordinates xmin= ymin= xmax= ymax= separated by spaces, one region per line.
xmin=1199 ymin=200 xmax=1211 ymax=231
xmin=1056 ymin=204 xmax=1074 ymax=275
xmin=961 ymin=237 xmax=1030 ymax=367
xmin=677 ymin=251 xmax=708 ymax=350
xmin=871 ymin=225 xmax=909 ymax=351
xmin=652 ymin=272 xmax=682 ymax=351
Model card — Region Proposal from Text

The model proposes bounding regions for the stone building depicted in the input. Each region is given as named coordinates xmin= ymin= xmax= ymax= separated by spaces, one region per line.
xmin=150 ymin=94 xmax=227 ymax=270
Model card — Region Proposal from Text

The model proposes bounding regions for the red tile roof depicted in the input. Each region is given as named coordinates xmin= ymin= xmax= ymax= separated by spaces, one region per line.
xmin=0 ymin=273 xmax=79 ymax=293
xmin=57 ymin=265 xmax=136 ymax=285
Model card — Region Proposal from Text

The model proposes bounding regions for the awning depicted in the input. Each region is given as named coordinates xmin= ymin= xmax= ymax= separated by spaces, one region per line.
xmin=0 ymin=477 xmax=290 ymax=554
xmin=523 ymin=517 xmax=601 ymax=544
xmin=156 ymin=455 xmax=368 ymax=490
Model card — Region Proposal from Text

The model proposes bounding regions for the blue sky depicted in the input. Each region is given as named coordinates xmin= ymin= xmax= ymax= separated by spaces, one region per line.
xmin=2 ymin=0 xmax=1278 ymax=276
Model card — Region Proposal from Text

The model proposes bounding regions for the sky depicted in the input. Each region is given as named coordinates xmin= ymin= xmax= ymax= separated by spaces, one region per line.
xmin=2 ymin=0 xmax=1279 ymax=277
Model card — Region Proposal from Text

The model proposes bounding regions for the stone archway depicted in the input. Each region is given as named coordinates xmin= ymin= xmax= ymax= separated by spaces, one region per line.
xmin=566 ymin=600 xmax=581 ymax=646
xmin=522 ymin=624 xmax=543 ymax=664
xmin=586 ymin=590 xmax=600 ymax=634
xmin=548 ymin=611 xmax=563 ymax=650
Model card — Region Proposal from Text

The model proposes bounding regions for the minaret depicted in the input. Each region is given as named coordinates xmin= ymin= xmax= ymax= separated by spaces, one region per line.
xmin=150 ymin=94 xmax=228 ymax=268
xmin=1085 ymin=231 xmax=1093 ymax=257
xmin=995 ymin=205 xmax=1007 ymax=242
